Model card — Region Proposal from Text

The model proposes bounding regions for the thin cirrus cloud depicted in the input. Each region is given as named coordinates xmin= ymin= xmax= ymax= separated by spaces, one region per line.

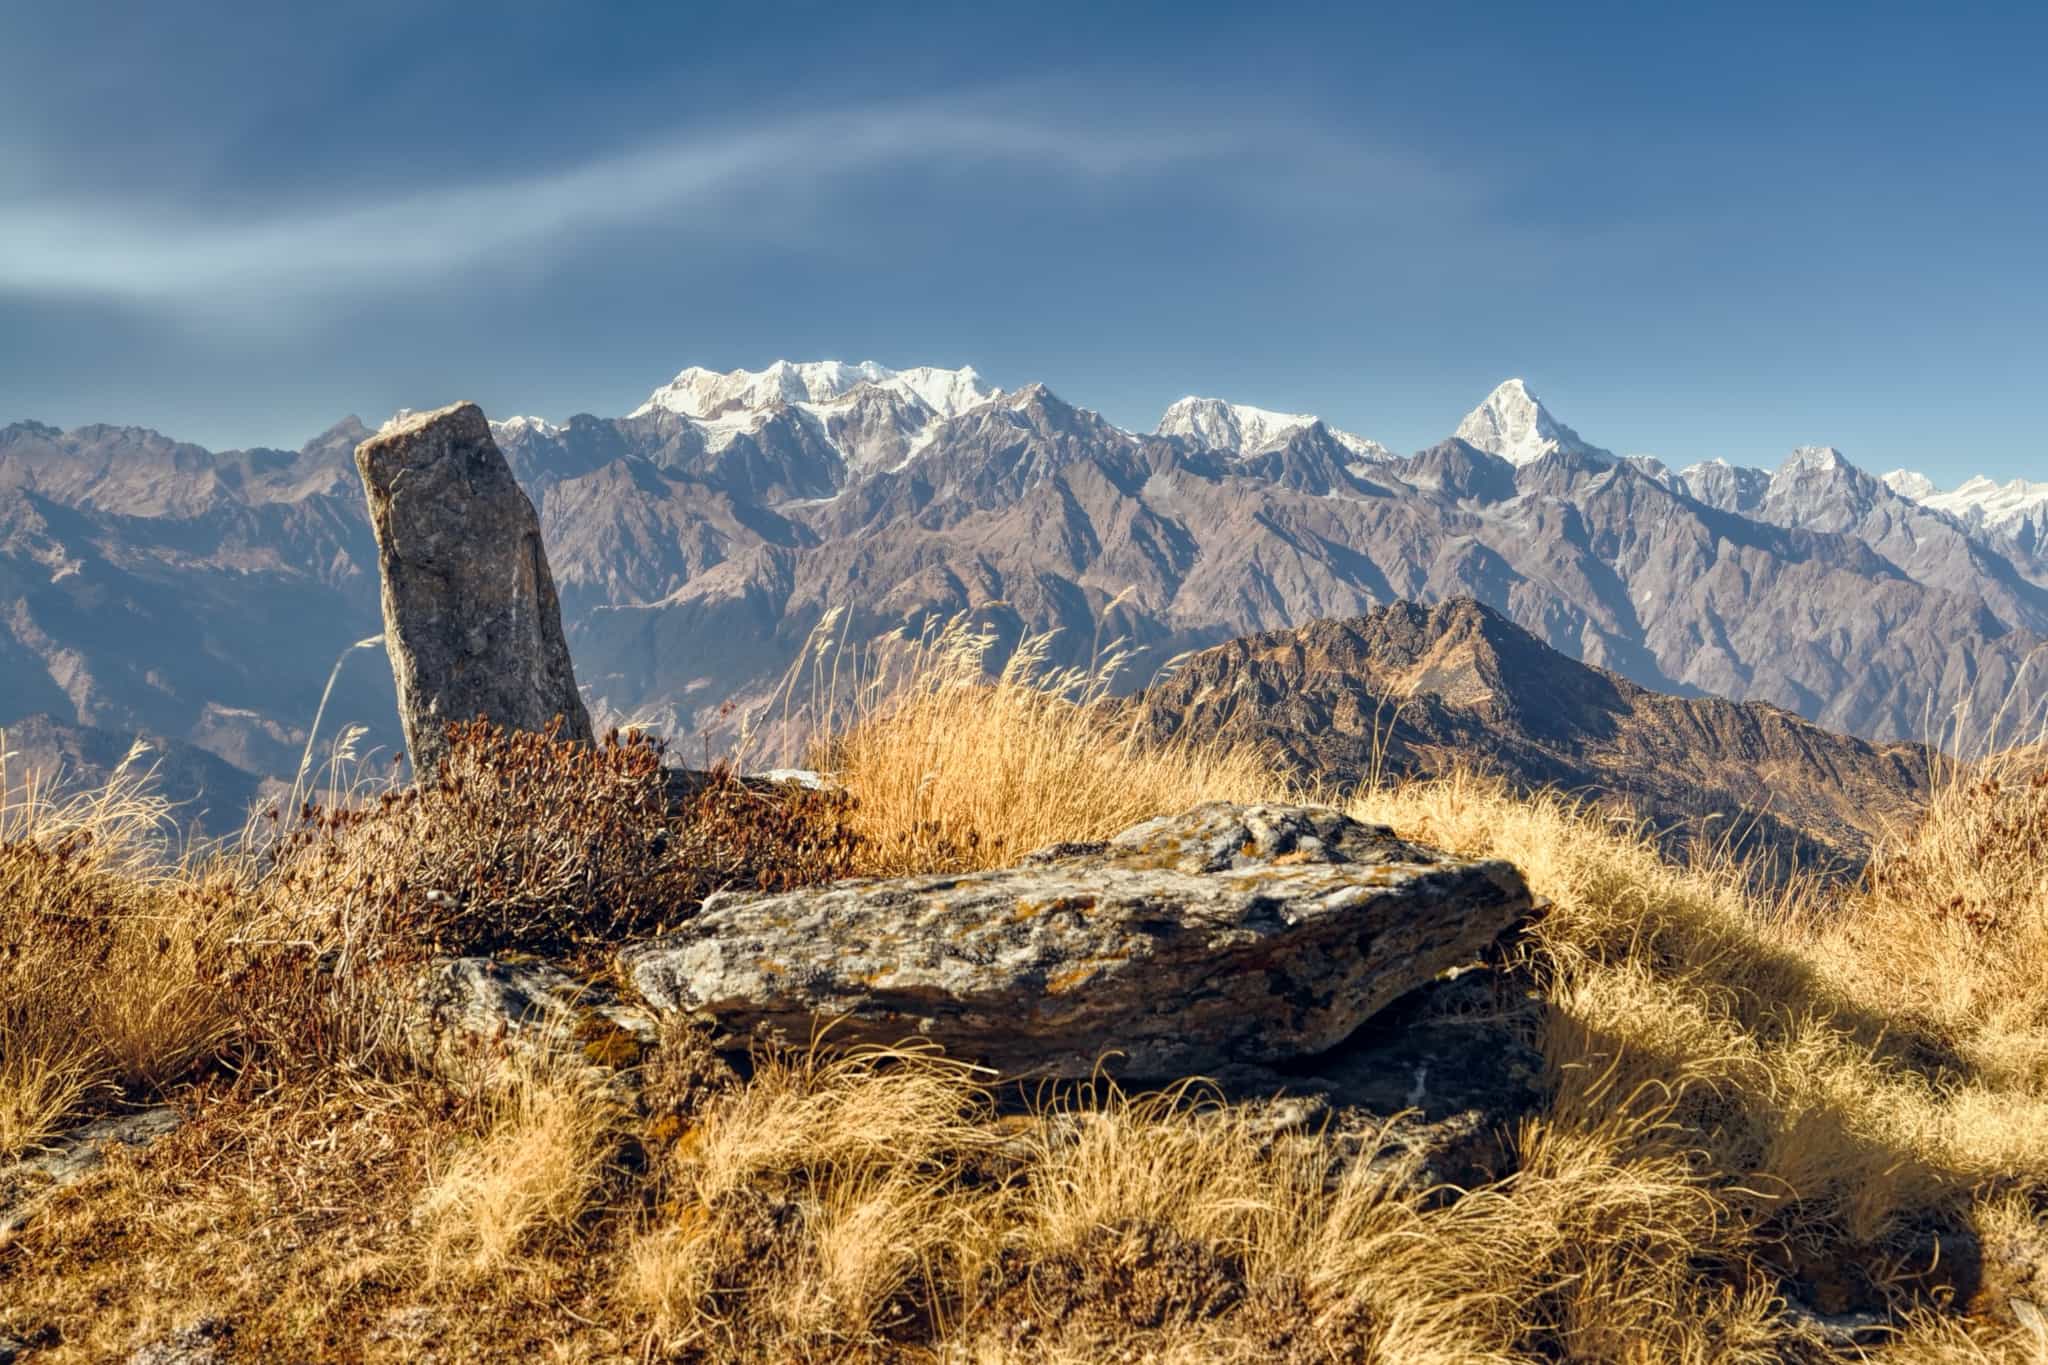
xmin=0 ymin=98 xmax=1460 ymax=316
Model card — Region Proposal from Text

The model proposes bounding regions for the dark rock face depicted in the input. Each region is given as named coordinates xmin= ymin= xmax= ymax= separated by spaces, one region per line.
xmin=620 ymin=802 xmax=1532 ymax=1079
xmin=353 ymin=403 xmax=592 ymax=778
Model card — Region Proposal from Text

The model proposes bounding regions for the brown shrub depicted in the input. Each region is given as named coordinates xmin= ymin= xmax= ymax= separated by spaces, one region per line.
xmin=260 ymin=718 xmax=867 ymax=961
xmin=1865 ymin=753 xmax=2048 ymax=941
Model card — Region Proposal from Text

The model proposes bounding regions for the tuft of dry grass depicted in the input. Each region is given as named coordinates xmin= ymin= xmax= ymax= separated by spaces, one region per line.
xmin=418 ymin=1052 xmax=629 ymax=1282
xmin=802 ymin=614 xmax=1280 ymax=872
xmin=626 ymin=1042 xmax=998 ymax=1355
xmin=0 ymin=739 xmax=240 ymax=1155
xmin=1840 ymin=744 xmax=2048 ymax=1091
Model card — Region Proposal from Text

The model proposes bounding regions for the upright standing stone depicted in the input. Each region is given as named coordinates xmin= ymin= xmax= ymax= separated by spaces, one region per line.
xmin=354 ymin=401 xmax=593 ymax=779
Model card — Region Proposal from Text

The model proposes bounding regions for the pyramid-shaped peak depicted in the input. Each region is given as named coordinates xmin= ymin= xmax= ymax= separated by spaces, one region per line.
xmin=1453 ymin=379 xmax=1599 ymax=467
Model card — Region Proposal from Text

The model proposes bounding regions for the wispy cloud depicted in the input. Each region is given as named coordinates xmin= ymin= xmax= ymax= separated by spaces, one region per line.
xmin=0 ymin=95 xmax=1472 ymax=315
xmin=0 ymin=101 xmax=1294 ymax=306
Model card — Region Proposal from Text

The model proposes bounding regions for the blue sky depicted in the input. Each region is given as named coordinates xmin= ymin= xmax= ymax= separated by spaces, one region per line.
xmin=3 ymin=1 xmax=2044 ymax=482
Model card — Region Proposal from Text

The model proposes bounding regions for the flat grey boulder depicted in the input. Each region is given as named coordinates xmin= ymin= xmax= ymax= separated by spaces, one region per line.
xmin=621 ymin=802 xmax=1532 ymax=1078
xmin=354 ymin=401 xmax=592 ymax=780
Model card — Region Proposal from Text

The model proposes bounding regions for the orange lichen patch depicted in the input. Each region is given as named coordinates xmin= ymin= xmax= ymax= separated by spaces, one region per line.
xmin=575 ymin=1020 xmax=645 ymax=1070
xmin=1011 ymin=895 xmax=1099 ymax=922
xmin=1045 ymin=965 xmax=1101 ymax=995
xmin=642 ymin=1112 xmax=686 ymax=1148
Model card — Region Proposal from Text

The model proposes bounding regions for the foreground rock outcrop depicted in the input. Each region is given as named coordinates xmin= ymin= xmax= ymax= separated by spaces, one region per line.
xmin=354 ymin=402 xmax=592 ymax=778
xmin=622 ymin=802 xmax=1532 ymax=1078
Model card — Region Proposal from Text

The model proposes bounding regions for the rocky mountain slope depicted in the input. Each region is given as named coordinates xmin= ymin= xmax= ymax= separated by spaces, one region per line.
xmin=1129 ymin=598 xmax=1933 ymax=869
xmin=3 ymin=362 xmax=2043 ymax=820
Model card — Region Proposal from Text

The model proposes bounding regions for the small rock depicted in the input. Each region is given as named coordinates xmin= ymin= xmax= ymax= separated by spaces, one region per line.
xmin=371 ymin=1305 xmax=446 ymax=1347
xmin=623 ymin=801 xmax=1532 ymax=1078
xmin=749 ymin=767 xmax=830 ymax=790
xmin=408 ymin=956 xmax=659 ymax=1098
xmin=0 ymin=1106 xmax=183 ymax=1236
xmin=1239 ymin=1094 xmax=1330 ymax=1139
xmin=1779 ymin=1295 xmax=1889 ymax=1348
xmin=128 ymin=1318 xmax=228 ymax=1365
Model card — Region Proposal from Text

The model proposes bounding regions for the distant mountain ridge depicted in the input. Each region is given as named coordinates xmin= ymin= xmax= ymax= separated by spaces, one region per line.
xmin=3 ymin=361 xmax=2045 ymax=823
xmin=1128 ymin=598 xmax=1932 ymax=870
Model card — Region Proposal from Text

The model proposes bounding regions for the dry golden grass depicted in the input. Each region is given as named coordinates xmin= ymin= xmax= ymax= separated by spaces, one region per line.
xmin=5 ymin=665 xmax=2048 ymax=1360
xmin=800 ymin=614 xmax=1279 ymax=872
xmin=0 ymin=738 xmax=240 ymax=1155
xmin=1839 ymin=744 xmax=2048 ymax=1091
xmin=418 ymin=1051 xmax=630 ymax=1283
xmin=1344 ymin=770 xmax=2048 ymax=1359
xmin=627 ymin=1043 xmax=999 ymax=1355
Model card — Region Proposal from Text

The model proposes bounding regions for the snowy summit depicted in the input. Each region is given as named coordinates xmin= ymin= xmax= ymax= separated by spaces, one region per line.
xmin=631 ymin=360 xmax=994 ymax=421
xmin=1885 ymin=470 xmax=2048 ymax=536
xmin=1454 ymin=379 xmax=1606 ymax=467
xmin=1155 ymin=396 xmax=1391 ymax=462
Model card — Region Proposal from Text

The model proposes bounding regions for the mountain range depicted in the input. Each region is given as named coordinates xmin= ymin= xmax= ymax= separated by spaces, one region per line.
xmin=3 ymin=360 xmax=2044 ymax=831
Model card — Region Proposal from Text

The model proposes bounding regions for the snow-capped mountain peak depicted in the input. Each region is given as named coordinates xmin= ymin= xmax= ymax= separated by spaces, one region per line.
xmin=1910 ymin=473 xmax=2048 ymax=538
xmin=491 ymin=414 xmax=562 ymax=440
xmin=1778 ymin=444 xmax=1851 ymax=476
xmin=1453 ymin=379 xmax=1603 ymax=466
xmin=617 ymin=360 xmax=1005 ymax=484
xmin=1156 ymin=396 xmax=1391 ymax=462
xmin=631 ymin=360 xmax=994 ymax=421
xmin=1766 ymin=447 xmax=1880 ymax=510
xmin=885 ymin=365 xmax=994 ymax=418
xmin=1676 ymin=457 xmax=1770 ymax=514
xmin=1882 ymin=469 xmax=1938 ymax=500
